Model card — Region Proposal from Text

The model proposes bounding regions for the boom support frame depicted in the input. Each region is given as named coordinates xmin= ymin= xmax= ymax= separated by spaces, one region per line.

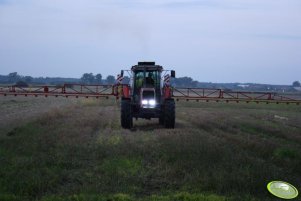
xmin=1 ymin=84 xmax=300 ymax=104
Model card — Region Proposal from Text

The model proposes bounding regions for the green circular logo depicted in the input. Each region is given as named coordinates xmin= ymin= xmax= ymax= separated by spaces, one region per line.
xmin=267 ymin=181 xmax=298 ymax=199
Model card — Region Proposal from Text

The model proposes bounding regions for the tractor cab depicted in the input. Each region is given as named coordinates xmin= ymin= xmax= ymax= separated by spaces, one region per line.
xmin=131 ymin=62 xmax=163 ymax=107
xmin=120 ymin=62 xmax=176 ymax=129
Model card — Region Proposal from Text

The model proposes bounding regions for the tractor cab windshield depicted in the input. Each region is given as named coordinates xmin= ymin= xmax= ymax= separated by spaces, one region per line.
xmin=134 ymin=70 xmax=160 ymax=89
xmin=133 ymin=70 xmax=161 ymax=102
xmin=146 ymin=72 xmax=155 ymax=86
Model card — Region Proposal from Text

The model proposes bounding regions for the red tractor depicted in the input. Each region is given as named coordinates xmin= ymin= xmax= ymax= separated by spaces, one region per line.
xmin=120 ymin=62 xmax=176 ymax=129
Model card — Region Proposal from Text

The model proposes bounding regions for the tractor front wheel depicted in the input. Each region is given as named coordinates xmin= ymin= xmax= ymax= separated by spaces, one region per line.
xmin=159 ymin=105 xmax=164 ymax=125
xmin=121 ymin=99 xmax=133 ymax=129
xmin=164 ymin=99 xmax=175 ymax=128
xmin=159 ymin=113 xmax=164 ymax=125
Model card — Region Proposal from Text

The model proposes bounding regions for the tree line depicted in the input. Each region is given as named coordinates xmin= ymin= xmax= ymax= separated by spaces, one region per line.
xmin=0 ymin=72 xmax=79 ymax=85
xmin=0 ymin=72 xmax=125 ymax=85
xmin=0 ymin=72 xmax=202 ymax=86
xmin=0 ymin=72 xmax=300 ymax=92
xmin=81 ymin=73 xmax=110 ymax=84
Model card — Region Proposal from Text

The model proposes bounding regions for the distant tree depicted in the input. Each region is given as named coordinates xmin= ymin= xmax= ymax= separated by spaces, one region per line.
xmin=15 ymin=80 xmax=28 ymax=87
xmin=8 ymin=72 xmax=21 ymax=83
xmin=191 ymin=80 xmax=198 ymax=87
xmin=174 ymin=76 xmax=197 ymax=87
xmin=34 ymin=77 xmax=45 ymax=84
xmin=95 ymin=74 xmax=102 ymax=84
xmin=292 ymin=81 xmax=301 ymax=87
xmin=81 ymin=73 xmax=95 ymax=84
xmin=106 ymin=75 xmax=115 ymax=84
xmin=24 ymin=76 xmax=33 ymax=83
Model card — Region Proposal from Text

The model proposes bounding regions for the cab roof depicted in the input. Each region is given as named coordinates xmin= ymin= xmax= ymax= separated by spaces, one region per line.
xmin=131 ymin=62 xmax=163 ymax=72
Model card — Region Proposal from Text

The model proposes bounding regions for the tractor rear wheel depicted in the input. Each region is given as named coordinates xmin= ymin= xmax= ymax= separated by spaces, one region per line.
xmin=164 ymin=99 xmax=175 ymax=128
xmin=159 ymin=105 xmax=164 ymax=125
xmin=121 ymin=99 xmax=133 ymax=129
xmin=159 ymin=113 xmax=164 ymax=125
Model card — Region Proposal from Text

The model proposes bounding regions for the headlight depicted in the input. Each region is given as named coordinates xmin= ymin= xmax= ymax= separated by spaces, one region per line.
xmin=142 ymin=100 xmax=148 ymax=105
xmin=149 ymin=100 xmax=156 ymax=105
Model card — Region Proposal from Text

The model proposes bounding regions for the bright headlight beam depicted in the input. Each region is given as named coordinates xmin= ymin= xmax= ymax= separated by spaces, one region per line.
xmin=149 ymin=100 xmax=156 ymax=105
xmin=142 ymin=100 xmax=148 ymax=105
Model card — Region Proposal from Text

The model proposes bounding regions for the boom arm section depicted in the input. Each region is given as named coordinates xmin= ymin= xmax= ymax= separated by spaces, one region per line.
xmin=1 ymin=84 xmax=300 ymax=104
xmin=0 ymin=84 xmax=118 ymax=98
xmin=172 ymin=87 xmax=301 ymax=104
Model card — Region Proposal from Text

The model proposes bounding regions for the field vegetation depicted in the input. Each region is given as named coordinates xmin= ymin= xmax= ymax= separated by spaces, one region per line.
xmin=0 ymin=97 xmax=300 ymax=201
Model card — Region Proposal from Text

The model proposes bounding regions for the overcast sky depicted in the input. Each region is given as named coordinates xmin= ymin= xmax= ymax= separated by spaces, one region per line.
xmin=0 ymin=0 xmax=300 ymax=84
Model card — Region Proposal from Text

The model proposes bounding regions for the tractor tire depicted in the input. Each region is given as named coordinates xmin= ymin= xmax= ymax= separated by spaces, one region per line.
xmin=121 ymin=99 xmax=133 ymax=129
xmin=159 ymin=105 xmax=164 ymax=125
xmin=159 ymin=113 xmax=164 ymax=125
xmin=164 ymin=99 xmax=175 ymax=128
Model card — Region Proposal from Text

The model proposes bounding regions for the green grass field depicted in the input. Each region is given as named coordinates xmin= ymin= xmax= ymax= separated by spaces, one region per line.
xmin=0 ymin=97 xmax=300 ymax=201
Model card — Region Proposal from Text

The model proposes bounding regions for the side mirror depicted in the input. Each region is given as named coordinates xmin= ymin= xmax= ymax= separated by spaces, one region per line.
xmin=121 ymin=70 xmax=124 ymax=77
xmin=171 ymin=70 xmax=176 ymax=78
